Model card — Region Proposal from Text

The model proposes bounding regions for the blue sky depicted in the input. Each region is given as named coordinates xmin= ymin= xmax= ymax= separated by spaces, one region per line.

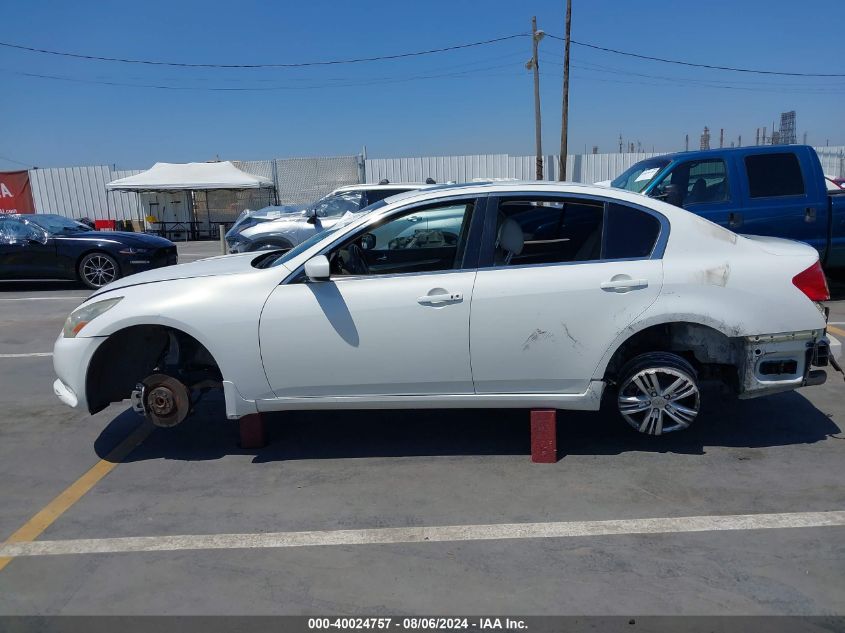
xmin=1 ymin=0 xmax=843 ymax=169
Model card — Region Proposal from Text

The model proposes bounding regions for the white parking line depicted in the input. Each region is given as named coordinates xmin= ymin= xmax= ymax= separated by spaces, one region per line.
xmin=0 ymin=352 xmax=53 ymax=358
xmin=0 ymin=296 xmax=87 ymax=302
xmin=2 ymin=510 xmax=844 ymax=559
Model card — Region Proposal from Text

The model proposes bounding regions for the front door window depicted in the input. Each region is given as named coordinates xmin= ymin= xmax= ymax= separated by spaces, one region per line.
xmin=328 ymin=201 xmax=474 ymax=277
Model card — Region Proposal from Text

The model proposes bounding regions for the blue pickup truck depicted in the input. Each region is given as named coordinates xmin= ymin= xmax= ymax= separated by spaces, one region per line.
xmin=608 ymin=145 xmax=845 ymax=274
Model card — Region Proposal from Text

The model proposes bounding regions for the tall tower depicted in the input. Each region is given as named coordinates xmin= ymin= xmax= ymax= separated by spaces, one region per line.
xmin=779 ymin=111 xmax=797 ymax=144
xmin=700 ymin=126 xmax=711 ymax=150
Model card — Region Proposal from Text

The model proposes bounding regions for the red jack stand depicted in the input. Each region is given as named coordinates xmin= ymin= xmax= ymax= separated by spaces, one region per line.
xmin=530 ymin=409 xmax=558 ymax=463
xmin=239 ymin=413 xmax=267 ymax=449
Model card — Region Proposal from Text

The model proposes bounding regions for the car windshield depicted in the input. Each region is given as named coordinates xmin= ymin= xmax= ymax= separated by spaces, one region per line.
xmin=27 ymin=214 xmax=90 ymax=235
xmin=610 ymin=159 xmax=671 ymax=193
xmin=308 ymin=191 xmax=365 ymax=218
xmin=268 ymin=200 xmax=388 ymax=267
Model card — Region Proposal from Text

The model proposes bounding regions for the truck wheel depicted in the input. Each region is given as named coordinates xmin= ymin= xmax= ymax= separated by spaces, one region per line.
xmin=78 ymin=252 xmax=121 ymax=289
xmin=616 ymin=352 xmax=700 ymax=435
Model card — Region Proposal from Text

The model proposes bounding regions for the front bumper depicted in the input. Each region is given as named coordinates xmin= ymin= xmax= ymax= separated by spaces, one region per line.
xmin=226 ymin=239 xmax=249 ymax=254
xmin=52 ymin=334 xmax=107 ymax=411
xmin=119 ymin=246 xmax=178 ymax=276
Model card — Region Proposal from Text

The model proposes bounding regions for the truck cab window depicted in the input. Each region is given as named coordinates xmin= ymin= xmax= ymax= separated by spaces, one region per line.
xmin=745 ymin=153 xmax=805 ymax=198
xmin=651 ymin=159 xmax=729 ymax=207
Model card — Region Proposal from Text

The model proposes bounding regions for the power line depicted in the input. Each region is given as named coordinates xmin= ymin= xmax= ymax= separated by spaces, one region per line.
xmin=0 ymin=34 xmax=528 ymax=68
xmin=4 ymin=31 xmax=842 ymax=78
xmin=0 ymin=61 xmax=520 ymax=92
xmin=545 ymin=34 xmax=845 ymax=78
xmin=0 ymin=154 xmax=33 ymax=168
xmin=539 ymin=57 xmax=845 ymax=93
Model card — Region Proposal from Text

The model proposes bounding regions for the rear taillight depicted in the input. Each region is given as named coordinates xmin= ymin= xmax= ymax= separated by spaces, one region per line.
xmin=792 ymin=261 xmax=830 ymax=301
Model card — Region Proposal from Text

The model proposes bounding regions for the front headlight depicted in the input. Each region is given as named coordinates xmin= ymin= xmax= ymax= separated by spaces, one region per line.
xmin=118 ymin=247 xmax=150 ymax=255
xmin=63 ymin=297 xmax=123 ymax=338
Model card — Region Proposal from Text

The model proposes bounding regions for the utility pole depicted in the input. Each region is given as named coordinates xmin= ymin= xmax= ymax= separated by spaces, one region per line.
xmin=558 ymin=0 xmax=572 ymax=181
xmin=527 ymin=17 xmax=545 ymax=180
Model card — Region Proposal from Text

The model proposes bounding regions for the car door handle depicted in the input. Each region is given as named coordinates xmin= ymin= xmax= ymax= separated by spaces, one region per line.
xmin=418 ymin=292 xmax=463 ymax=305
xmin=804 ymin=207 xmax=817 ymax=223
xmin=600 ymin=278 xmax=648 ymax=292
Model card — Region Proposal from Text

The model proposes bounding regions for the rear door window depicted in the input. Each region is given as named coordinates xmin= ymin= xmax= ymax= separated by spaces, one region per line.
xmin=491 ymin=198 xmax=604 ymax=266
xmin=745 ymin=153 xmax=805 ymax=198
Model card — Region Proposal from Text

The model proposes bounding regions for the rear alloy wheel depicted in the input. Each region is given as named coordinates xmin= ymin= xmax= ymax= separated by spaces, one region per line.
xmin=79 ymin=252 xmax=120 ymax=289
xmin=616 ymin=352 xmax=700 ymax=435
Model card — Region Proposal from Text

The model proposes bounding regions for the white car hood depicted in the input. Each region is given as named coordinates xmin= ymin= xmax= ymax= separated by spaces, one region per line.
xmin=241 ymin=214 xmax=309 ymax=238
xmin=90 ymin=252 xmax=261 ymax=297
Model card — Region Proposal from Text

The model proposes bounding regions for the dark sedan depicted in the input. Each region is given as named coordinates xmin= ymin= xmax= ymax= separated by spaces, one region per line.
xmin=0 ymin=214 xmax=178 ymax=289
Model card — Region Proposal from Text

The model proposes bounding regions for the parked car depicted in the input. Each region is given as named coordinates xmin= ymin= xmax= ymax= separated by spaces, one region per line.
xmin=606 ymin=145 xmax=845 ymax=275
xmin=826 ymin=175 xmax=845 ymax=191
xmin=226 ymin=183 xmax=429 ymax=254
xmin=53 ymin=182 xmax=840 ymax=437
xmin=0 ymin=213 xmax=177 ymax=289
xmin=224 ymin=205 xmax=304 ymax=244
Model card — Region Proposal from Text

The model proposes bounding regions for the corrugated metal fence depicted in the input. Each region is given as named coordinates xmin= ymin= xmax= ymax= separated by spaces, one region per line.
xmin=363 ymin=152 xmax=664 ymax=184
xmin=28 ymin=156 xmax=362 ymax=221
xmin=365 ymin=148 xmax=845 ymax=185
xmin=27 ymin=148 xmax=845 ymax=220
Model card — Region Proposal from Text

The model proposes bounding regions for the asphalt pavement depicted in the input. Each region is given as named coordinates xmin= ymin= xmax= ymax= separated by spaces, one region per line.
xmin=0 ymin=242 xmax=843 ymax=615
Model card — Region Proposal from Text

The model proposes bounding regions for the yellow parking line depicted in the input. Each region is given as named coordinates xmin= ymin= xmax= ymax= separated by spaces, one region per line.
xmin=0 ymin=421 xmax=153 ymax=572
xmin=828 ymin=325 xmax=845 ymax=338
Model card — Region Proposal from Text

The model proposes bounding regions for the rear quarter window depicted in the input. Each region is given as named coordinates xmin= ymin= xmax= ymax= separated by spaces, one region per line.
xmin=745 ymin=153 xmax=805 ymax=198
xmin=603 ymin=203 xmax=661 ymax=259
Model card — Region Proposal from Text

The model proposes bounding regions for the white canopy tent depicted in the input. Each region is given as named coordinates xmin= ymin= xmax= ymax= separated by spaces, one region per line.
xmin=106 ymin=161 xmax=273 ymax=191
xmin=106 ymin=162 xmax=275 ymax=240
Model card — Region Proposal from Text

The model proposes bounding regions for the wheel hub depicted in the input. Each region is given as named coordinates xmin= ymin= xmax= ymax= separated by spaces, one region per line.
xmin=618 ymin=367 xmax=700 ymax=435
xmin=149 ymin=386 xmax=176 ymax=417
xmin=139 ymin=374 xmax=191 ymax=428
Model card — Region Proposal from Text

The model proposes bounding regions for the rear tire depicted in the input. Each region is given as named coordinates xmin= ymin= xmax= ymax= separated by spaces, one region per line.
xmin=78 ymin=252 xmax=121 ymax=289
xmin=616 ymin=352 xmax=700 ymax=435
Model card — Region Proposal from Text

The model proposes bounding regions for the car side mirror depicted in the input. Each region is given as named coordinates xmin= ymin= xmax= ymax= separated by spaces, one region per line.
xmin=360 ymin=233 xmax=376 ymax=250
xmin=306 ymin=212 xmax=318 ymax=225
xmin=304 ymin=255 xmax=331 ymax=282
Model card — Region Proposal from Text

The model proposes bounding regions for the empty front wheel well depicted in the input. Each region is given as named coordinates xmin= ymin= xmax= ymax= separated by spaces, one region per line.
xmin=85 ymin=325 xmax=222 ymax=414
xmin=603 ymin=322 xmax=742 ymax=389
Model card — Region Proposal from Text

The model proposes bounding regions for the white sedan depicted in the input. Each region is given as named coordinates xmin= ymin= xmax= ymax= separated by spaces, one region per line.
xmin=53 ymin=182 xmax=839 ymax=436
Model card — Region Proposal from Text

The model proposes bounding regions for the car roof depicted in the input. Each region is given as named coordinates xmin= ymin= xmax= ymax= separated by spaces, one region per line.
xmin=644 ymin=143 xmax=814 ymax=164
xmin=331 ymin=183 xmax=430 ymax=193
xmin=379 ymin=180 xmax=694 ymax=219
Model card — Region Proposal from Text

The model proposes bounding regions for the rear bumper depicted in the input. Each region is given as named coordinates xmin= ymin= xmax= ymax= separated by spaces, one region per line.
xmin=738 ymin=330 xmax=828 ymax=399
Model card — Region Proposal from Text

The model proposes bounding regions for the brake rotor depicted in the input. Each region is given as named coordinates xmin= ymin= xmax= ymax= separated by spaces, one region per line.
xmin=141 ymin=373 xmax=191 ymax=428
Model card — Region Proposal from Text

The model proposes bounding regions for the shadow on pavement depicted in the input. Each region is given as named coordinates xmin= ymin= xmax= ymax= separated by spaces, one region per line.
xmin=0 ymin=280 xmax=86 ymax=292
xmin=97 ymin=387 xmax=841 ymax=464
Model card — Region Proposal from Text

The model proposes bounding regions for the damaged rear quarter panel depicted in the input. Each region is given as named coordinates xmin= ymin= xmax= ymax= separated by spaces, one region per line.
xmin=592 ymin=221 xmax=826 ymax=382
